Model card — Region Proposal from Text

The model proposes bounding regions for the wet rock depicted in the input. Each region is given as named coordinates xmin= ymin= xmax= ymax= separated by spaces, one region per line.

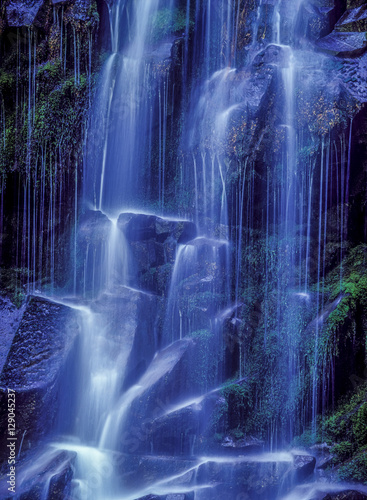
xmin=299 ymin=2 xmax=333 ymax=40
xmin=292 ymin=454 xmax=316 ymax=481
xmin=124 ymin=339 xmax=195 ymax=450
xmin=0 ymin=296 xmax=25 ymax=374
xmin=118 ymin=213 xmax=196 ymax=245
xmin=253 ymin=44 xmax=292 ymax=67
xmin=316 ymin=31 xmax=367 ymax=56
xmin=0 ymin=447 xmax=76 ymax=499
xmin=92 ymin=285 xmax=158 ymax=387
xmin=122 ymin=455 xmax=196 ymax=490
xmin=78 ymin=210 xmax=112 ymax=246
xmin=6 ymin=0 xmax=44 ymax=27
xmin=322 ymin=491 xmax=367 ymax=500
xmin=220 ymin=435 xmax=265 ymax=455
xmin=0 ymin=296 xmax=80 ymax=457
xmin=140 ymin=392 xmax=226 ymax=455
xmin=117 ymin=213 xmax=196 ymax=293
xmin=195 ymin=455 xmax=293 ymax=500
xmin=336 ymin=5 xmax=367 ymax=32
xmin=64 ymin=0 xmax=96 ymax=23
xmin=340 ymin=53 xmax=367 ymax=104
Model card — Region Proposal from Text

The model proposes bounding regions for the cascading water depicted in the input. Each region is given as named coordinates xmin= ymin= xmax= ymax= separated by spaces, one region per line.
xmin=3 ymin=0 xmax=366 ymax=499
xmin=65 ymin=0 xmax=356 ymax=496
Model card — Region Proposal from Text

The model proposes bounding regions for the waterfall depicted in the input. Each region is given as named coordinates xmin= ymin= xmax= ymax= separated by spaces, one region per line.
xmin=4 ymin=0 xmax=366 ymax=498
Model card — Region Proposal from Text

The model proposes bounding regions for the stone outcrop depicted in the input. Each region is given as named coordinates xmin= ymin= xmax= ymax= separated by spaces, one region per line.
xmin=0 ymin=296 xmax=80 ymax=458
xmin=6 ymin=0 xmax=44 ymax=27
xmin=0 ymin=296 xmax=25 ymax=374
xmin=117 ymin=213 xmax=196 ymax=294
xmin=92 ymin=285 xmax=158 ymax=389
xmin=0 ymin=448 xmax=76 ymax=499
xmin=316 ymin=31 xmax=367 ymax=55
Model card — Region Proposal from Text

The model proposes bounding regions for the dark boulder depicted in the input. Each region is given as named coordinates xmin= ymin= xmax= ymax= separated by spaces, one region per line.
xmin=335 ymin=5 xmax=367 ymax=32
xmin=92 ymin=285 xmax=158 ymax=387
xmin=0 ymin=447 xmax=76 ymax=499
xmin=316 ymin=31 xmax=367 ymax=55
xmin=253 ymin=44 xmax=292 ymax=67
xmin=195 ymin=454 xmax=293 ymax=500
xmin=78 ymin=210 xmax=112 ymax=246
xmin=0 ymin=296 xmax=80 ymax=458
xmin=117 ymin=213 xmax=196 ymax=245
xmin=292 ymin=454 xmax=316 ymax=481
xmin=122 ymin=339 xmax=195 ymax=453
xmin=140 ymin=391 xmax=227 ymax=455
xmin=117 ymin=213 xmax=196 ymax=294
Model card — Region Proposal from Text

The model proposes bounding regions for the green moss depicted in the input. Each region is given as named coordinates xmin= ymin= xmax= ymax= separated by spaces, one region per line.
xmin=188 ymin=329 xmax=221 ymax=392
xmin=151 ymin=8 xmax=190 ymax=42
xmin=338 ymin=448 xmax=367 ymax=483
xmin=0 ymin=268 xmax=31 ymax=307
xmin=318 ymin=382 xmax=367 ymax=482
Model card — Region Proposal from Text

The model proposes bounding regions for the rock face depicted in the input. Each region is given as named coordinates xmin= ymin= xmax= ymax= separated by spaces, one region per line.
xmin=78 ymin=210 xmax=112 ymax=246
xmin=6 ymin=0 xmax=44 ymax=27
xmin=0 ymin=296 xmax=80 ymax=459
xmin=292 ymin=454 xmax=317 ymax=481
xmin=137 ymin=391 xmax=227 ymax=455
xmin=117 ymin=213 xmax=196 ymax=294
xmin=125 ymin=339 xmax=194 ymax=442
xmin=92 ymin=285 xmax=158 ymax=389
xmin=0 ymin=448 xmax=76 ymax=500
xmin=322 ymin=492 xmax=367 ymax=500
xmin=0 ymin=296 xmax=25 ymax=374
xmin=336 ymin=5 xmax=367 ymax=31
xmin=316 ymin=31 xmax=367 ymax=55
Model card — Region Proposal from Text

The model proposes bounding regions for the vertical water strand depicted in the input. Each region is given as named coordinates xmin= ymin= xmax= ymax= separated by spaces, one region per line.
xmin=32 ymin=161 xmax=37 ymax=293
xmin=205 ymin=0 xmax=211 ymax=78
xmin=322 ymin=137 xmax=330 ymax=305
xmin=345 ymin=119 xmax=353 ymax=240
xmin=39 ymin=145 xmax=45 ymax=287
xmin=265 ymin=166 xmax=269 ymax=346
xmin=274 ymin=0 xmax=281 ymax=44
xmin=27 ymin=165 xmax=31 ymax=293
xmin=0 ymin=175 xmax=4 ymax=265
xmin=193 ymin=153 xmax=199 ymax=229
xmin=183 ymin=0 xmax=191 ymax=98
xmin=98 ymin=54 xmax=117 ymax=210
xmin=340 ymin=133 xmax=345 ymax=292
xmin=73 ymin=26 xmax=77 ymax=83
xmin=158 ymin=86 xmax=162 ymax=210
xmin=211 ymin=154 xmax=215 ymax=224
xmin=77 ymin=32 xmax=80 ymax=85
xmin=49 ymin=159 xmax=54 ymax=294
xmin=305 ymin=159 xmax=314 ymax=293
xmin=60 ymin=6 xmax=64 ymax=62
xmin=73 ymin=165 xmax=78 ymax=296
xmin=27 ymin=28 xmax=32 ymax=174
xmin=201 ymin=152 xmax=207 ymax=222
xmin=88 ymin=30 xmax=92 ymax=108
xmin=22 ymin=179 xmax=27 ymax=285
xmin=312 ymin=137 xmax=324 ymax=439
xmin=299 ymin=165 xmax=304 ymax=289
xmin=1 ymin=97 xmax=5 ymax=150
xmin=235 ymin=158 xmax=248 ymax=305
xmin=64 ymin=20 xmax=67 ymax=74
xmin=163 ymin=78 xmax=168 ymax=214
